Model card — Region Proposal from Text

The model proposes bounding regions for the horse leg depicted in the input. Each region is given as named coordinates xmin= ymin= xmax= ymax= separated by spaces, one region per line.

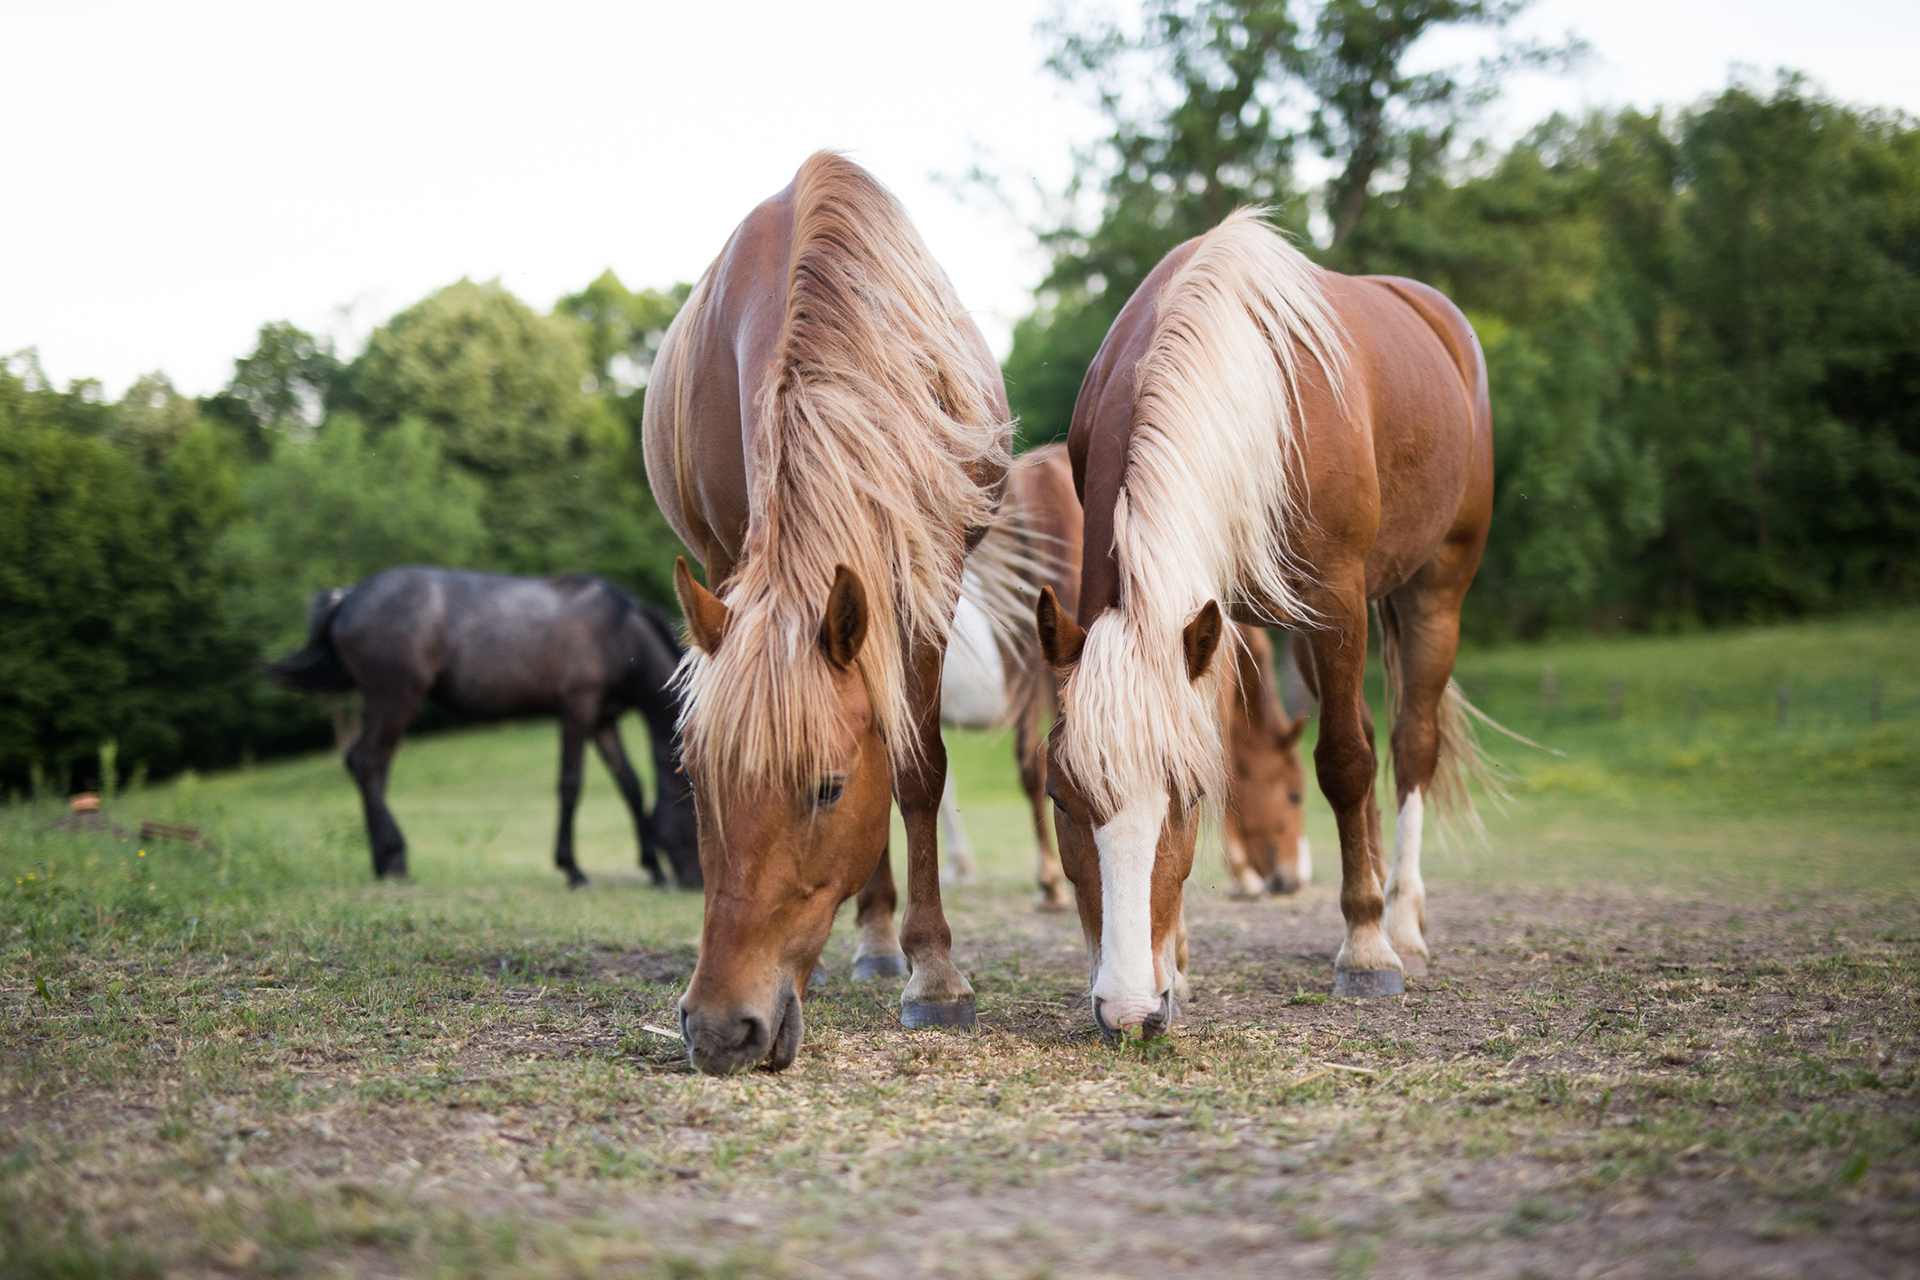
xmin=937 ymin=771 xmax=975 ymax=885
xmin=593 ymin=721 xmax=662 ymax=887
xmin=1016 ymin=676 xmax=1072 ymax=911
xmin=345 ymin=690 xmax=420 ymax=880
xmin=1379 ymin=563 xmax=1475 ymax=977
xmin=1300 ymin=584 xmax=1402 ymax=996
xmin=898 ymin=641 xmax=976 ymax=1028
xmin=851 ymin=847 xmax=908 ymax=980
xmin=554 ymin=715 xmax=590 ymax=889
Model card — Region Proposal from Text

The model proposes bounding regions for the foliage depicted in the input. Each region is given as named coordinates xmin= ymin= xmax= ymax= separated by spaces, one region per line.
xmin=0 ymin=272 xmax=694 ymax=791
xmin=1010 ymin=0 xmax=1559 ymax=446
xmin=0 ymin=356 xmax=267 ymax=792
xmin=1011 ymin=1 xmax=1920 ymax=634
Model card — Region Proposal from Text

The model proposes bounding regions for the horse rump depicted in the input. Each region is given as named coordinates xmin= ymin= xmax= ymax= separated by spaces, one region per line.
xmin=265 ymin=587 xmax=356 ymax=692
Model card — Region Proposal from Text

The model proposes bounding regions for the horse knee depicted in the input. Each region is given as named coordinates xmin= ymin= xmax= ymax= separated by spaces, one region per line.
xmin=1314 ymin=736 xmax=1374 ymax=813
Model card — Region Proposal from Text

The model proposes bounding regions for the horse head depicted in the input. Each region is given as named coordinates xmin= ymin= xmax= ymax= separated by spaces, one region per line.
xmin=671 ymin=558 xmax=893 ymax=1074
xmin=1037 ymin=585 xmax=1223 ymax=1041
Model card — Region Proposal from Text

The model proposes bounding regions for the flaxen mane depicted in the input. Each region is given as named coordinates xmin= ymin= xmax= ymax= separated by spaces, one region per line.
xmin=681 ymin=152 xmax=1011 ymax=787
xmin=1056 ymin=210 xmax=1348 ymax=815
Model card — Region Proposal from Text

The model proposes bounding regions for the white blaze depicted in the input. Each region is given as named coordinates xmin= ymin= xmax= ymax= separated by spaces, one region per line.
xmin=1090 ymin=792 xmax=1165 ymax=1028
xmin=1296 ymin=835 xmax=1313 ymax=885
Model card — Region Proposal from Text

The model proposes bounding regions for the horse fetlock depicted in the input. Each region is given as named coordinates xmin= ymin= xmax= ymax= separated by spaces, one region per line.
xmin=900 ymin=954 xmax=973 ymax=1008
xmin=1231 ymin=867 xmax=1267 ymax=900
xmin=1336 ymin=923 xmax=1406 ymax=977
xmin=1383 ymin=881 xmax=1429 ymax=973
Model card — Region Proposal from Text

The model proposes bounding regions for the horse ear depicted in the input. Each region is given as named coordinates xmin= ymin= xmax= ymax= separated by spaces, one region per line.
xmin=1183 ymin=600 xmax=1225 ymax=681
xmin=1276 ymin=712 xmax=1307 ymax=749
xmin=1035 ymin=585 xmax=1085 ymax=671
xmin=819 ymin=565 xmax=869 ymax=672
xmin=674 ymin=557 xmax=730 ymax=655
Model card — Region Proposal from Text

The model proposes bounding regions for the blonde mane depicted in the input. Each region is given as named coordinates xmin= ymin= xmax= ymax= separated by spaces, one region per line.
xmin=1057 ymin=210 xmax=1348 ymax=815
xmin=681 ymin=152 xmax=1011 ymax=787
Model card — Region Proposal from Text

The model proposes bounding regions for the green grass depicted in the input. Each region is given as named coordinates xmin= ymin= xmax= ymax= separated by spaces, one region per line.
xmin=1 ymin=610 xmax=1916 ymax=1277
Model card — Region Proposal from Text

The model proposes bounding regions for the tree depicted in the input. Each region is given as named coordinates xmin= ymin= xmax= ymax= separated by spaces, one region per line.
xmin=1006 ymin=0 xmax=1570 ymax=444
xmin=555 ymin=271 xmax=690 ymax=394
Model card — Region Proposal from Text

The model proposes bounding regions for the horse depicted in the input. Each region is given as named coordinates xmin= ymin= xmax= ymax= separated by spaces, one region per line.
xmin=1221 ymin=623 xmax=1310 ymax=899
xmin=267 ymin=568 xmax=700 ymax=890
xmin=642 ymin=152 xmax=1014 ymax=1074
xmin=936 ymin=444 xmax=1079 ymax=912
xmin=1035 ymin=208 xmax=1499 ymax=1041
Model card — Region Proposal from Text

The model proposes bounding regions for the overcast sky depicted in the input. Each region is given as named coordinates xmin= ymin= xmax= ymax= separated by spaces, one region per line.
xmin=4 ymin=0 xmax=1917 ymax=399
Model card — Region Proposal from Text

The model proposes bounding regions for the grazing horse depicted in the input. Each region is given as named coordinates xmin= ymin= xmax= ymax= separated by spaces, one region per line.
xmin=267 ymin=568 xmax=701 ymax=889
xmin=1036 ymin=209 xmax=1497 ymax=1040
xmin=937 ymin=444 xmax=1079 ymax=911
xmin=643 ymin=152 xmax=1012 ymax=1073
xmin=1222 ymin=624 xmax=1310 ymax=899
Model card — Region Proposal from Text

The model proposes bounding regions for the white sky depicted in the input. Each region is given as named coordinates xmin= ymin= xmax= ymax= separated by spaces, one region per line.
xmin=4 ymin=0 xmax=1917 ymax=399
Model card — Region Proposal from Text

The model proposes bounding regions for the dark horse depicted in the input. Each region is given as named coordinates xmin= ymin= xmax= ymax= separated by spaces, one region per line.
xmin=267 ymin=567 xmax=701 ymax=889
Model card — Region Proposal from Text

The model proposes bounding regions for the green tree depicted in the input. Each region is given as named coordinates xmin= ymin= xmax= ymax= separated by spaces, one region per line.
xmin=0 ymin=358 xmax=265 ymax=791
xmin=1007 ymin=0 xmax=1567 ymax=445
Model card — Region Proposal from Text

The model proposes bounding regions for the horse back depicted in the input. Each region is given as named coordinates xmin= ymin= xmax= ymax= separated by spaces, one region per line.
xmin=1066 ymin=239 xmax=1204 ymax=622
xmin=643 ymin=185 xmax=797 ymax=581
xmin=1007 ymin=443 xmax=1084 ymax=619
xmin=1318 ymin=275 xmax=1491 ymax=596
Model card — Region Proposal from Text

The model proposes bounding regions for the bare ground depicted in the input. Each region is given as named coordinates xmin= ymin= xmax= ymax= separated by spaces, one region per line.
xmin=4 ymin=876 xmax=1916 ymax=1278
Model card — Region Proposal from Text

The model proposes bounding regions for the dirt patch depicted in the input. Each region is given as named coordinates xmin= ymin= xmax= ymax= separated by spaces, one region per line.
xmin=4 ymin=882 xmax=1916 ymax=1278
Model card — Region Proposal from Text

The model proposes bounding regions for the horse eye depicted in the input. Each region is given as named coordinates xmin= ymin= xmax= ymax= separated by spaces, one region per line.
xmin=1288 ymin=791 xmax=1303 ymax=804
xmin=814 ymin=777 xmax=847 ymax=808
xmin=1187 ymin=789 xmax=1205 ymax=812
xmin=1050 ymin=793 xmax=1067 ymax=815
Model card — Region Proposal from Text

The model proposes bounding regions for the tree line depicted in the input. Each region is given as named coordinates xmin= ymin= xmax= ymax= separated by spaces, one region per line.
xmin=1 ymin=273 xmax=688 ymax=794
xmin=1006 ymin=0 xmax=1920 ymax=637
xmin=5 ymin=0 xmax=1917 ymax=793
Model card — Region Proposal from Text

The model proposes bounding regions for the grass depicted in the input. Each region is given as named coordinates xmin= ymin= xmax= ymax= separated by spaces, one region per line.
xmin=1 ymin=610 xmax=1916 ymax=1277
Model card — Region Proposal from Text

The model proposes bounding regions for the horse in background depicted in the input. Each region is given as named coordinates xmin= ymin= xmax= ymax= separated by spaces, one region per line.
xmin=938 ymin=450 xmax=1312 ymax=910
xmin=1221 ymin=623 xmax=1310 ymax=899
xmin=267 ymin=568 xmax=700 ymax=890
xmin=1038 ymin=209 xmax=1501 ymax=1042
xmin=938 ymin=443 xmax=1078 ymax=912
xmin=644 ymin=152 xmax=1016 ymax=1073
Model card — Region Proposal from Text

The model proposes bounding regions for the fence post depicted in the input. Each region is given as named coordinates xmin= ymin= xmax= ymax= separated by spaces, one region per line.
xmin=1542 ymin=662 xmax=1559 ymax=713
xmin=1776 ymin=684 xmax=1790 ymax=729
xmin=1608 ymin=679 xmax=1624 ymax=720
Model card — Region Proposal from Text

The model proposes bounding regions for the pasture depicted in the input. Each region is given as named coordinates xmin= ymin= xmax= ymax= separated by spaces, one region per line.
xmin=3 ymin=611 xmax=1916 ymax=1278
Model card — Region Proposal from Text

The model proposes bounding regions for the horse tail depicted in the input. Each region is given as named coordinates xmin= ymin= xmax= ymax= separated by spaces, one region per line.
xmin=265 ymin=587 xmax=356 ymax=692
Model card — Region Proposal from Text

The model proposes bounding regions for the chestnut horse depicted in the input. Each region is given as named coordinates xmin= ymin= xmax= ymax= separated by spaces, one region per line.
xmin=1221 ymin=624 xmax=1310 ymax=900
xmin=643 ymin=152 xmax=1012 ymax=1073
xmin=937 ymin=444 xmax=1079 ymax=910
xmin=1037 ymin=209 xmax=1498 ymax=1040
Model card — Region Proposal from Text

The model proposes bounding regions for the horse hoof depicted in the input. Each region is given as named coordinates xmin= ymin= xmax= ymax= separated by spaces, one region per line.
xmin=901 ymin=996 xmax=977 ymax=1031
xmin=1333 ymin=969 xmax=1405 ymax=997
xmin=1398 ymin=952 xmax=1429 ymax=978
xmin=851 ymin=955 xmax=909 ymax=981
xmin=808 ymin=963 xmax=829 ymax=991
xmin=567 ymin=878 xmax=591 ymax=891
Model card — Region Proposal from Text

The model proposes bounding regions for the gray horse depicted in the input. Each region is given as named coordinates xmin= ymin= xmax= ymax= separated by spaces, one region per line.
xmin=268 ymin=568 xmax=700 ymax=889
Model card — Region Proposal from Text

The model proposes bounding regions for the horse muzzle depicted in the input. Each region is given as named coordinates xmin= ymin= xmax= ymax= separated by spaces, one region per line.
xmin=1092 ymin=987 xmax=1178 ymax=1046
xmin=679 ymin=976 xmax=802 ymax=1074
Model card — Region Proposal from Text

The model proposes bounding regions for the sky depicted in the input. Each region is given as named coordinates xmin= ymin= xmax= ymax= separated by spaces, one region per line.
xmin=4 ymin=0 xmax=1917 ymax=399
